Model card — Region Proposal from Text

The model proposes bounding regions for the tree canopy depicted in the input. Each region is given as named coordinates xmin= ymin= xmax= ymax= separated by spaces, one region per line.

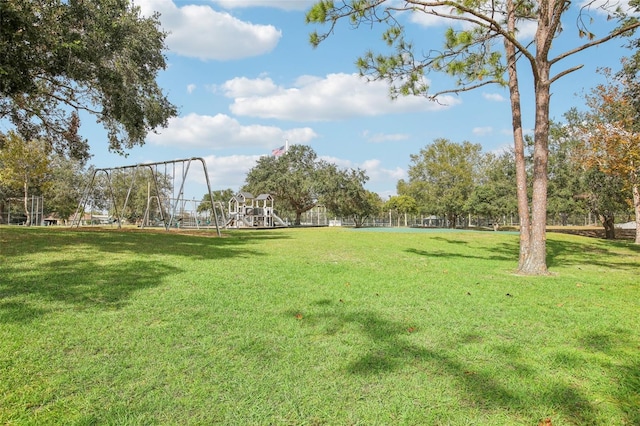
xmin=43 ymin=155 xmax=88 ymax=223
xmin=243 ymin=145 xmax=329 ymax=225
xmin=0 ymin=132 xmax=51 ymax=225
xmin=0 ymin=0 xmax=177 ymax=161
xmin=571 ymin=67 xmax=640 ymax=242
xmin=466 ymin=150 xmax=518 ymax=228
xmin=320 ymin=166 xmax=380 ymax=227
xmin=243 ymin=145 xmax=372 ymax=226
xmin=197 ymin=189 xmax=235 ymax=215
xmin=398 ymin=139 xmax=482 ymax=227
xmin=384 ymin=195 xmax=418 ymax=227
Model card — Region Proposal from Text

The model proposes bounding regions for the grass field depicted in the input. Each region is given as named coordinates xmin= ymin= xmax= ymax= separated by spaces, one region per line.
xmin=1 ymin=226 xmax=639 ymax=425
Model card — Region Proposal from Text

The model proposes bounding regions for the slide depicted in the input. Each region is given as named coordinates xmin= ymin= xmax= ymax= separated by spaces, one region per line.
xmin=272 ymin=213 xmax=287 ymax=227
xmin=225 ymin=213 xmax=238 ymax=228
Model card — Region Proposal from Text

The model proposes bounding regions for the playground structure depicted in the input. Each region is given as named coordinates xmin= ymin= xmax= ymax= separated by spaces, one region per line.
xmin=225 ymin=192 xmax=287 ymax=228
xmin=72 ymin=157 xmax=224 ymax=236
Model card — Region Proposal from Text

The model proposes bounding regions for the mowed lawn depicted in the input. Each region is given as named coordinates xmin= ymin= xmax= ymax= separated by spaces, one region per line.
xmin=1 ymin=226 xmax=639 ymax=425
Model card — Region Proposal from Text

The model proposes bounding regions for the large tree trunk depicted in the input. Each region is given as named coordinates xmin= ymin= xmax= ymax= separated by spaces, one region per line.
xmin=632 ymin=182 xmax=640 ymax=244
xmin=515 ymin=6 xmax=553 ymax=276
xmin=504 ymin=0 xmax=534 ymax=273
xmin=23 ymin=180 xmax=32 ymax=227
xmin=521 ymin=78 xmax=550 ymax=275
xmin=599 ymin=213 xmax=616 ymax=239
xmin=447 ymin=212 xmax=456 ymax=228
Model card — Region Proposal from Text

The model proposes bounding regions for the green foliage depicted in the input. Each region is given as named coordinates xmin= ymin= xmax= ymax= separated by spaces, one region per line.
xmin=244 ymin=145 xmax=376 ymax=226
xmin=385 ymin=194 xmax=418 ymax=214
xmin=565 ymin=70 xmax=640 ymax=238
xmin=0 ymin=0 xmax=177 ymax=160
xmin=243 ymin=145 xmax=329 ymax=225
xmin=0 ymin=132 xmax=51 ymax=194
xmin=401 ymin=138 xmax=483 ymax=226
xmin=197 ymin=189 xmax=234 ymax=214
xmin=319 ymin=167 xmax=378 ymax=227
xmin=98 ymin=167 xmax=172 ymax=224
xmin=42 ymin=156 xmax=88 ymax=222
xmin=582 ymin=167 xmax=628 ymax=238
xmin=546 ymin=120 xmax=589 ymax=223
xmin=305 ymin=0 xmax=333 ymax=25
xmin=466 ymin=151 xmax=518 ymax=224
xmin=384 ymin=194 xmax=418 ymax=226
xmin=619 ymin=45 xmax=640 ymax=134
xmin=0 ymin=133 xmax=50 ymax=193
xmin=0 ymin=132 xmax=51 ymax=225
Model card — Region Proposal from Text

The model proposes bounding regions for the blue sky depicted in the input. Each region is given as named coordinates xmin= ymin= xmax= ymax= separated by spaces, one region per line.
xmin=75 ymin=0 xmax=635 ymax=200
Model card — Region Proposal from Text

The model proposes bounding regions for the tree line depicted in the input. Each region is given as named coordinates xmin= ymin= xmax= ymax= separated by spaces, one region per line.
xmin=2 ymin=66 xmax=638 ymax=240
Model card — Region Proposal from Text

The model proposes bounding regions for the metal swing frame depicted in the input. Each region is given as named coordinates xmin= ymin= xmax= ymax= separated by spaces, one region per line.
xmin=71 ymin=157 xmax=222 ymax=236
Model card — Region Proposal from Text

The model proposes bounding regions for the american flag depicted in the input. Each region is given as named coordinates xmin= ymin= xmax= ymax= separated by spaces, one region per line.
xmin=272 ymin=145 xmax=285 ymax=156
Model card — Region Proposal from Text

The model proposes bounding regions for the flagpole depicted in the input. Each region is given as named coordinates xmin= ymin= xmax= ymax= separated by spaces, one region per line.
xmin=285 ymin=139 xmax=289 ymax=153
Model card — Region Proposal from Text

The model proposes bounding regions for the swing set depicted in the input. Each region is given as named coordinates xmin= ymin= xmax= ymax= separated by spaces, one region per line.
xmin=72 ymin=157 xmax=223 ymax=236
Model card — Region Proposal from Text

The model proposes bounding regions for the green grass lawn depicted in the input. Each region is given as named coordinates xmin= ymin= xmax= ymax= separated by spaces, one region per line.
xmin=1 ymin=226 xmax=639 ymax=425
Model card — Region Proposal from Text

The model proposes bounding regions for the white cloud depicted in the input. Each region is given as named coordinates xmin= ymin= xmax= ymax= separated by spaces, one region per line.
xmin=515 ymin=20 xmax=538 ymax=40
xmin=361 ymin=159 xmax=407 ymax=183
xmin=187 ymin=84 xmax=196 ymax=94
xmin=219 ymin=76 xmax=280 ymax=97
xmin=202 ymin=154 xmax=261 ymax=190
xmin=362 ymin=130 xmax=410 ymax=143
xmin=225 ymin=73 xmax=460 ymax=121
xmin=177 ymin=154 xmax=260 ymax=193
xmin=482 ymin=92 xmax=506 ymax=102
xmin=490 ymin=143 xmax=513 ymax=155
xmin=136 ymin=0 xmax=281 ymax=60
xmin=213 ymin=0 xmax=315 ymax=10
xmin=408 ymin=5 xmax=459 ymax=27
xmin=473 ymin=126 xmax=493 ymax=136
xmin=320 ymin=157 xmax=407 ymax=187
xmin=147 ymin=113 xmax=317 ymax=149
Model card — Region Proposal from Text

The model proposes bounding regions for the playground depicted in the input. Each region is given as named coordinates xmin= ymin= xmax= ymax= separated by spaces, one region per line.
xmin=67 ymin=157 xmax=292 ymax=235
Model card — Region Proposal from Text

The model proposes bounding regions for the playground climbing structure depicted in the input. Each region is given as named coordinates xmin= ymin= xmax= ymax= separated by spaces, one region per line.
xmin=225 ymin=192 xmax=287 ymax=228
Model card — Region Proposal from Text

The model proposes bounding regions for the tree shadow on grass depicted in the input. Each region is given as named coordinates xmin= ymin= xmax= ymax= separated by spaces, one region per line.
xmin=405 ymin=244 xmax=516 ymax=263
xmin=0 ymin=257 xmax=180 ymax=323
xmin=295 ymin=303 xmax=603 ymax=424
xmin=614 ymin=360 xmax=640 ymax=424
xmin=576 ymin=329 xmax=640 ymax=424
xmin=410 ymin=233 xmax=640 ymax=272
xmin=430 ymin=236 xmax=472 ymax=245
xmin=0 ymin=228 xmax=291 ymax=323
xmin=0 ymin=301 xmax=48 ymax=324
xmin=0 ymin=227 xmax=291 ymax=261
xmin=544 ymin=238 xmax=640 ymax=270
